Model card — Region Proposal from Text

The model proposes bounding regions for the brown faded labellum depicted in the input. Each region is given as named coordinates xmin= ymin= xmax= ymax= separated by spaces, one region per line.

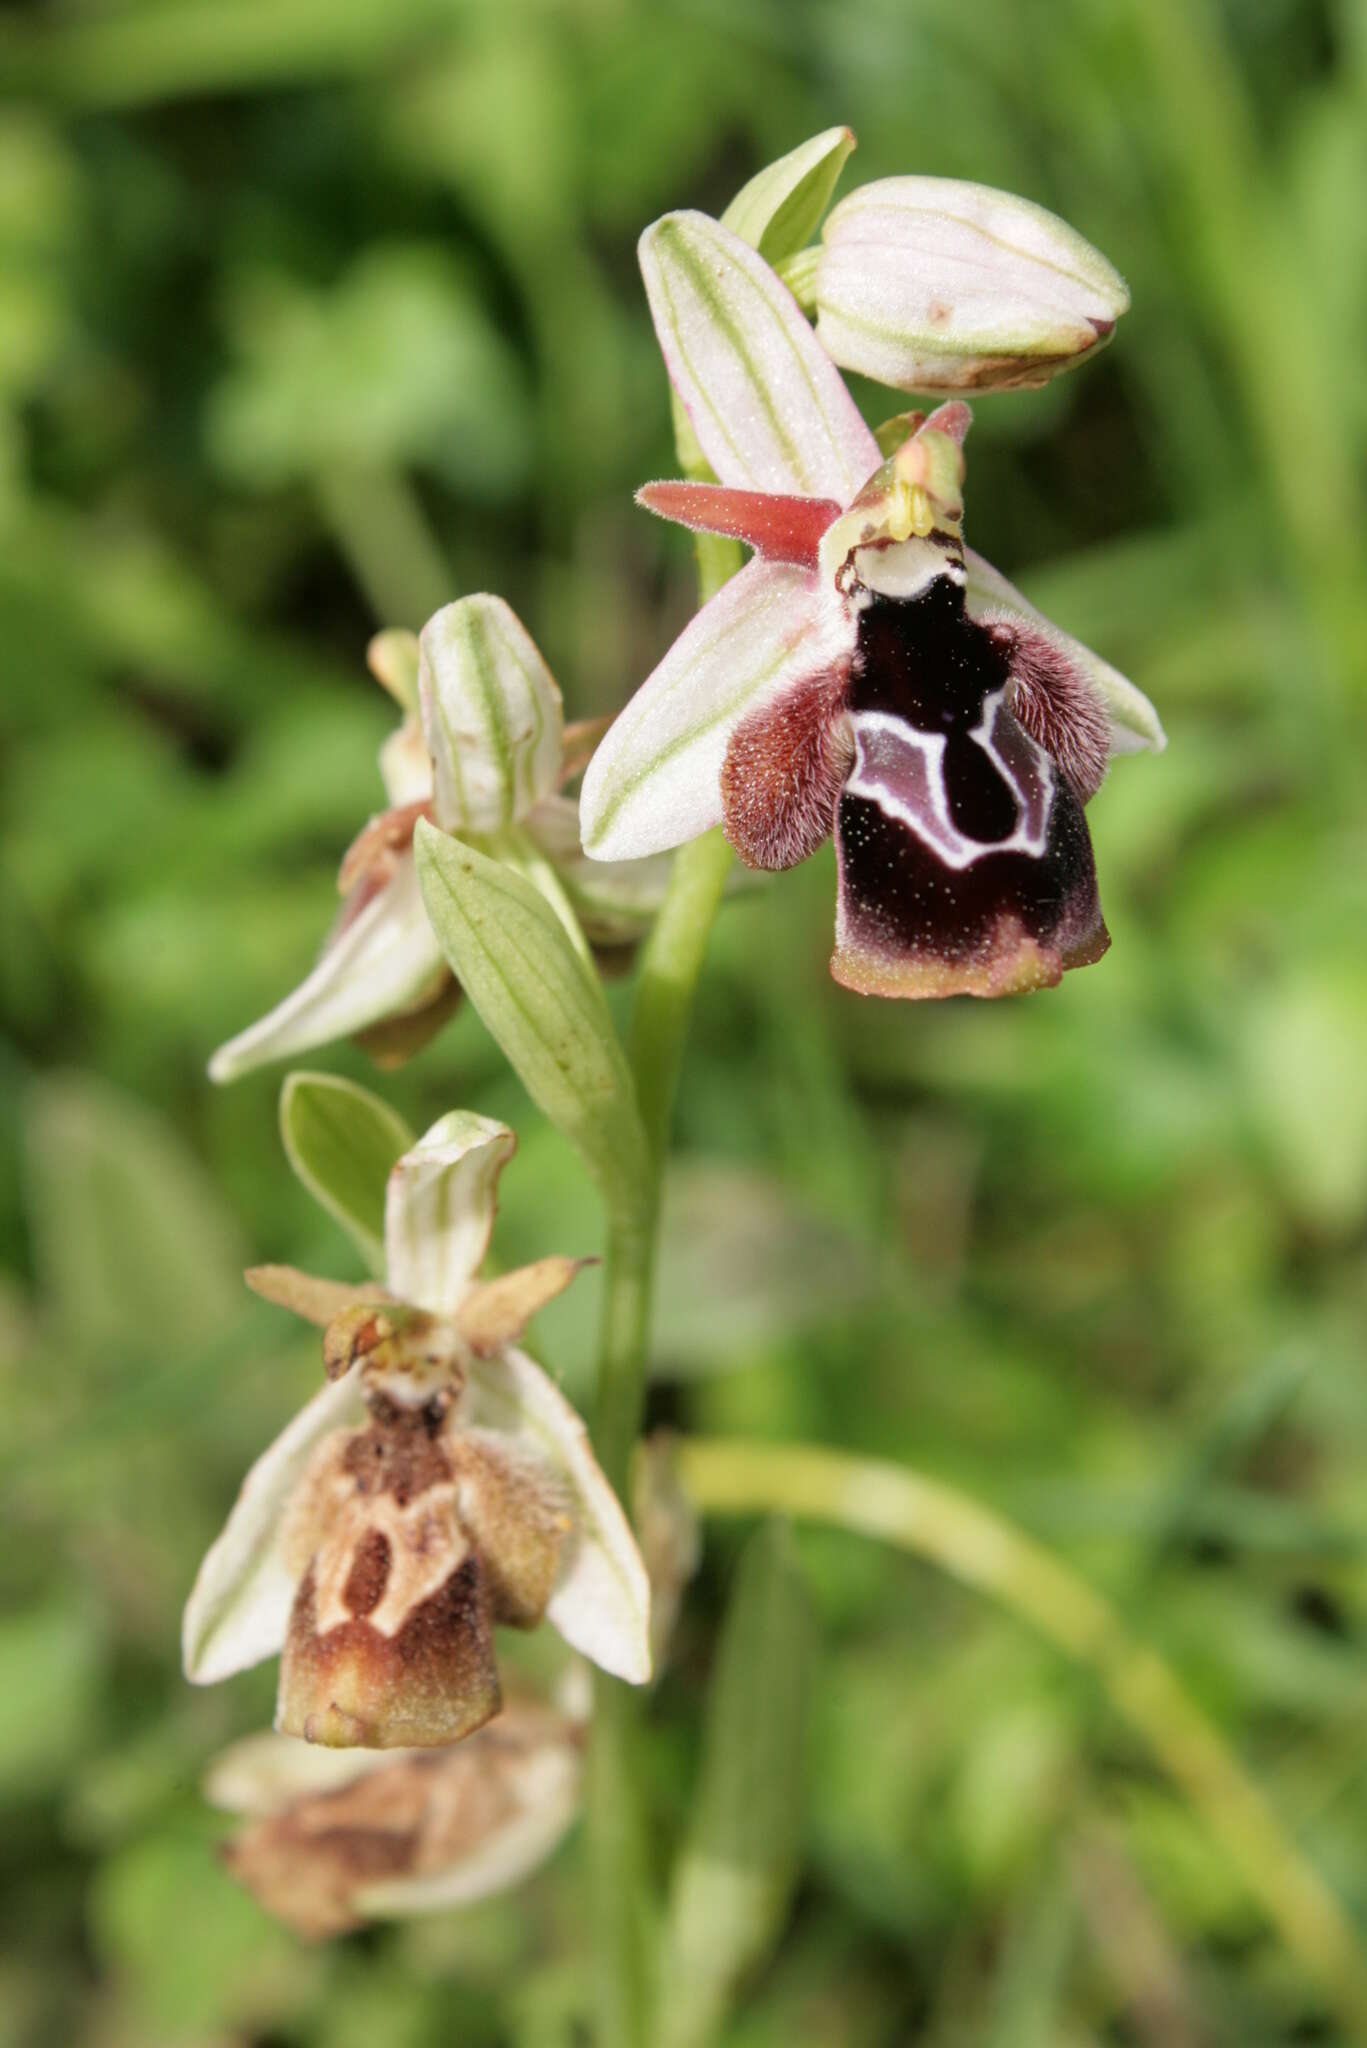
xmin=637 ymin=480 xmax=842 ymax=568
xmin=276 ymin=1399 xmax=570 ymax=1747
xmin=223 ymin=1764 xmax=420 ymax=1938
xmin=279 ymin=1547 xmax=501 ymax=1749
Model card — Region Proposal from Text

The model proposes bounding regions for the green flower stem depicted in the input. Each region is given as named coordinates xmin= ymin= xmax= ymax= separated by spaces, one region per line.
xmin=594 ymin=1210 xmax=659 ymax=1509
xmin=589 ymin=530 xmax=744 ymax=2048
xmin=588 ymin=831 xmax=737 ymax=2048
xmin=677 ymin=1436 xmax=1367 ymax=2040
xmin=588 ymin=1660 xmax=656 ymax=2048
xmin=314 ymin=462 xmax=453 ymax=628
xmin=589 ymin=816 xmax=739 ymax=1508
xmin=628 ymin=829 xmax=736 ymax=1176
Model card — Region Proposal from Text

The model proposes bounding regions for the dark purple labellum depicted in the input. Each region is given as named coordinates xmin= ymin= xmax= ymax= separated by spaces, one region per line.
xmin=832 ymin=577 xmax=1108 ymax=997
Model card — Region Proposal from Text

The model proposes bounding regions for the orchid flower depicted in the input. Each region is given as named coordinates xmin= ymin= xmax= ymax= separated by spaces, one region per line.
xmin=182 ymin=1110 xmax=651 ymax=1746
xmin=580 ymin=211 xmax=1164 ymax=999
xmin=203 ymin=1436 xmax=703 ymax=1937
xmin=204 ymin=1689 xmax=585 ymax=1938
xmin=209 ymin=601 xmax=668 ymax=1083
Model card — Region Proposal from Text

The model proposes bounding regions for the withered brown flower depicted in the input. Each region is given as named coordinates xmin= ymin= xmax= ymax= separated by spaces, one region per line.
xmin=206 ymin=1691 xmax=584 ymax=1937
xmin=184 ymin=1112 xmax=651 ymax=1746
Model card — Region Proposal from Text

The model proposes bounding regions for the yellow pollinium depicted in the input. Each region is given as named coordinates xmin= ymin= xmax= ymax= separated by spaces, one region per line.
xmin=883 ymin=480 xmax=934 ymax=542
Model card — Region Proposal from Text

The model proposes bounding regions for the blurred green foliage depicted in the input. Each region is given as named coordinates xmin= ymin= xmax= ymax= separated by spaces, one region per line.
xmin=3 ymin=0 xmax=1367 ymax=2042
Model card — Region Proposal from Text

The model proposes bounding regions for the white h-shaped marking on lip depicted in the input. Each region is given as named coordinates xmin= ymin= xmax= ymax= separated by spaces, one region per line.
xmin=844 ymin=693 xmax=1055 ymax=871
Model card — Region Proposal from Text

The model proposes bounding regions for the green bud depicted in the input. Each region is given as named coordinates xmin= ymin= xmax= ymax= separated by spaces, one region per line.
xmin=815 ymin=176 xmax=1130 ymax=393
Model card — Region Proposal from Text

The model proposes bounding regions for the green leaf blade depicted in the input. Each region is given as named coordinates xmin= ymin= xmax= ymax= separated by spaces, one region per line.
xmin=24 ymin=1073 xmax=245 ymax=1353
xmin=658 ymin=1519 xmax=814 ymax=2048
xmin=279 ymin=1070 xmax=414 ymax=1274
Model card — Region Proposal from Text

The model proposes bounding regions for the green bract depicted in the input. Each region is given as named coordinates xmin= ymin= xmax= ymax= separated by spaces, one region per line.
xmin=414 ymin=823 xmax=651 ymax=1221
xmin=279 ymin=1072 xmax=414 ymax=1275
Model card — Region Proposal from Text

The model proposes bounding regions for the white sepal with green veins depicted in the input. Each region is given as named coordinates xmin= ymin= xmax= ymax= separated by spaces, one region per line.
xmin=419 ymin=594 xmax=564 ymax=835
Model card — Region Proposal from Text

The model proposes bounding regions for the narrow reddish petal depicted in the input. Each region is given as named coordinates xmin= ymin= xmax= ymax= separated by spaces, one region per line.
xmin=637 ymin=481 xmax=842 ymax=569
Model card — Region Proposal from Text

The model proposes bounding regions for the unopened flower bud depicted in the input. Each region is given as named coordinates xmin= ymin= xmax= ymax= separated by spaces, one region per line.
xmin=419 ymin=595 xmax=564 ymax=836
xmin=813 ymin=177 xmax=1130 ymax=394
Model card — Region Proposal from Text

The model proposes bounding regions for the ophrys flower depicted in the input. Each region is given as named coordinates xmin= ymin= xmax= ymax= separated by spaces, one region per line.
xmin=580 ymin=211 xmax=1164 ymax=998
xmin=204 ymin=1688 xmax=585 ymax=1937
xmin=183 ymin=1111 xmax=651 ymax=1746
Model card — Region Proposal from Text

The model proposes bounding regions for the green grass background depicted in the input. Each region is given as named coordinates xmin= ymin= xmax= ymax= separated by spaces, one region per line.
xmin=3 ymin=0 xmax=1367 ymax=2041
